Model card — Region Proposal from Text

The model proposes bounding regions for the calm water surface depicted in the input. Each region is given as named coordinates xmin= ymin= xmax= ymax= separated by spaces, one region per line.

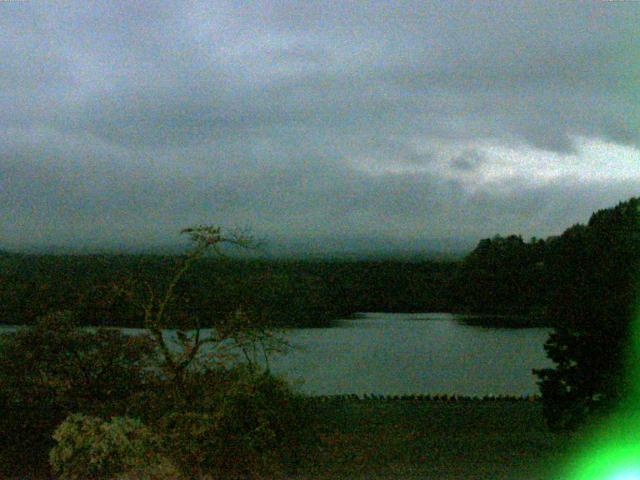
xmin=0 ymin=313 xmax=552 ymax=396
xmin=268 ymin=313 xmax=552 ymax=396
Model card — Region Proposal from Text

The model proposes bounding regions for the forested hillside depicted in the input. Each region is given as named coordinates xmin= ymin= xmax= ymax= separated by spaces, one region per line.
xmin=0 ymin=254 xmax=457 ymax=328
xmin=534 ymin=197 xmax=640 ymax=429
xmin=449 ymin=197 xmax=640 ymax=328
xmin=2 ymin=197 xmax=638 ymax=330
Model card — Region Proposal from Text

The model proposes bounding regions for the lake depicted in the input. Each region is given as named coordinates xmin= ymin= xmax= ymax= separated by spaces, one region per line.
xmin=0 ymin=312 xmax=553 ymax=396
xmin=267 ymin=312 xmax=552 ymax=396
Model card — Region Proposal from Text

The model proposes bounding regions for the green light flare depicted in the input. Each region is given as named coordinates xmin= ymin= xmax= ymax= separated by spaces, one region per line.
xmin=610 ymin=473 xmax=640 ymax=480
xmin=558 ymin=410 xmax=640 ymax=480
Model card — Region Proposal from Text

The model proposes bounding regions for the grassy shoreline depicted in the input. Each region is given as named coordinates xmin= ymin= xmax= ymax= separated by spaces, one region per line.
xmin=294 ymin=398 xmax=576 ymax=480
xmin=7 ymin=398 xmax=582 ymax=480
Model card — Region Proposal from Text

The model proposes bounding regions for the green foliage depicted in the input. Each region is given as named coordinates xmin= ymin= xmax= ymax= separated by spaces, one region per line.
xmin=534 ymin=198 xmax=640 ymax=430
xmin=0 ymin=226 xmax=315 ymax=479
xmin=154 ymin=366 xmax=314 ymax=479
xmin=49 ymin=413 xmax=180 ymax=480
xmin=111 ymin=226 xmax=314 ymax=478
xmin=0 ymin=311 xmax=155 ymax=474
xmin=450 ymin=235 xmax=547 ymax=315
xmin=0 ymin=253 xmax=459 ymax=328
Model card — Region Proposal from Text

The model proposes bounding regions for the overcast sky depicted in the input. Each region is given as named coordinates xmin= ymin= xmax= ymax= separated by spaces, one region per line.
xmin=1 ymin=1 xmax=639 ymax=253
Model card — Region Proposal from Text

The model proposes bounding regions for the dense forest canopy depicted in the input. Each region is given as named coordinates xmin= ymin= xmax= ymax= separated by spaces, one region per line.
xmin=1 ymin=197 xmax=638 ymax=331
xmin=0 ymin=254 xmax=457 ymax=328
xmin=534 ymin=197 xmax=640 ymax=430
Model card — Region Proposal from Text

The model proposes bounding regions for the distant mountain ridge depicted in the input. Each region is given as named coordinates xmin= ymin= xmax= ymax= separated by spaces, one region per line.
xmin=3 ymin=235 xmax=475 ymax=260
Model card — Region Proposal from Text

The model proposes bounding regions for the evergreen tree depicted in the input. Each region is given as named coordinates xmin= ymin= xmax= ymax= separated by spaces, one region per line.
xmin=534 ymin=198 xmax=640 ymax=430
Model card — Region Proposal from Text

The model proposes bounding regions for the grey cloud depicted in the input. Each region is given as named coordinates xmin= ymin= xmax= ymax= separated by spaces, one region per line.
xmin=4 ymin=1 xmax=636 ymax=150
xmin=450 ymin=150 xmax=484 ymax=172
xmin=4 ymin=124 xmax=638 ymax=252
xmin=1 ymin=1 xmax=639 ymax=251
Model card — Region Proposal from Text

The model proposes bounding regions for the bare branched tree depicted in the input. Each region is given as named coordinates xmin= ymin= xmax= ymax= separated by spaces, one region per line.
xmin=125 ymin=226 xmax=286 ymax=394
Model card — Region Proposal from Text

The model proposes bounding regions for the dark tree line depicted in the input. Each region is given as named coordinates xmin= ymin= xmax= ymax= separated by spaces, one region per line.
xmin=533 ymin=198 xmax=640 ymax=430
xmin=449 ymin=234 xmax=547 ymax=316
xmin=448 ymin=198 xmax=640 ymax=430
xmin=1 ymin=197 xmax=638 ymax=332
xmin=0 ymin=253 xmax=458 ymax=328
xmin=2 ymin=198 xmax=640 ymax=433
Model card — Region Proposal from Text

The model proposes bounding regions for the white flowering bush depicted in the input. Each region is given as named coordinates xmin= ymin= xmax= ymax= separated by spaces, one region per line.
xmin=0 ymin=311 xmax=155 ymax=476
xmin=49 ymin=414 xmax=181 ymax=480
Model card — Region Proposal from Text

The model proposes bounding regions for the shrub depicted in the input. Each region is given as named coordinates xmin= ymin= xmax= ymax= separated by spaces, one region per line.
xmin=0 ymin=311 xmax=156 ymax=474
xmin=155 ymin=366 xmax=314 ymax=479
xmin=125 ymin=365 xmax=234 ymax=423
xmin=49 ymin=413 xmax=181 ymax=480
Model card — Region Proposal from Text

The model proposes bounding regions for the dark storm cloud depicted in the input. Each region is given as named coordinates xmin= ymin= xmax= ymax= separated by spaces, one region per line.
xmin=450 ymin=150 xmax=484 ymax=172
xmin=1 ymin=1 xmax=638 ymax=250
